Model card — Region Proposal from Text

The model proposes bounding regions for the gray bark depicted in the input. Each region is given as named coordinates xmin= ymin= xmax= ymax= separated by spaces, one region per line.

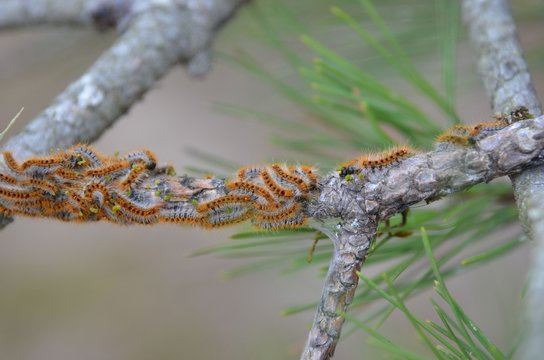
xmin=301 ymin=113 xmax=544 ymax=359
xmin=462 ymin=1 xmax=542 ymax=358
xmin=0 ymin=0 xmax=93 ymax=28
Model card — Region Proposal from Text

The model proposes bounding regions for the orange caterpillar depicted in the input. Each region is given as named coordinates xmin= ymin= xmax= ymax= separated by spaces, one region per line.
xmin=122 ymin=150 xmax=157 ymax=170
xmin=271 ymin=164 xmax=309 ymax=192
xmin=296 ymin=165 xmax=318 ymax=184
xmin=120 ymin=163 xmax=146 ymax=191
xmin=0 ymin=173 xmax=18 ymax=185
xmin=339 ymin=146 xmax=417 ymax=178
xmin=20 ymin=153 xmax=66 ymax=170
xmin=254 ymin=201 xmax=301 ymax=222
xmin=196 ymin=194 xmax=253 ymax=213
xmin=0 ymin=187 xmax=41 ymax=201
xmin=67 ymin=145 xmax=106 ymax=168
xmin=237 ymin=166 xmax=261 ymax=180
xmin=435 ymin=125 xmax=472 ymax=146
xmin=53 ymin=168 xmax=82 ymax=180
xmin=469 ymin=122 xmax=509 ymax=140
xmin=359 ymin=146 xmax=416 ymax=169
xmin=20 ymin=178 xmax=58 ymax=196
xmin=2 ymin=151 xmax=22 ymax=173
xmin=225 ymin=180 xmax=277 ymax=205
xmin=84 ymin=160 xmax=131 ymax=178
xmin=113 ymin=193 xmax=161 ymax=218
xmin=260 ymin=169 xmax=294 ymax=198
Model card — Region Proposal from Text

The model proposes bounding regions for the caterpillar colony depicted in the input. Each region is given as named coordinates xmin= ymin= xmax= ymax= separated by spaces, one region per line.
xmin=0 ymin=107 xmax=532 ymax=230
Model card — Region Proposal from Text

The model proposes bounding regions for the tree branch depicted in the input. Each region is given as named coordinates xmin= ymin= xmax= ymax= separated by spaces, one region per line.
xmin=303 ymin=112 xmax=544 ymax=359
xmin=301 ymin=218 xmax=377 ymax=360
xmin=0 ymin=0 xmax=248 ymax=230
xmin=0 ymin=0 xmax=96 ymax=28
xmin=462 ymin=1 xmax=542 ymax=358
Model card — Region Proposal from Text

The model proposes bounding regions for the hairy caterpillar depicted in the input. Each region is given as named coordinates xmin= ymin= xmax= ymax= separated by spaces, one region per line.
xmin=339 ymin=146 xmax=416 ymax=179
xmin=20 ymin=178 xmax=58 ymax=196
xmin=160 ymin=207 xmax=203 ymax=225
xmin=122 ymin=149 xmax=157 ymax=170
xmin=201 ymin=206 xmax=253 ymax=229
xmin=84 ymin=160 xmax=131 ymax=178
xmin=271 ymin=164 xmax=309 ymax=192
xmin=2 ymin=151 xmax=22 ymax=173
xmin=254 ymin=201 xmax=301 ymax=222
xmin=260 ymin=169 xmax=295 ymax=198
xmin=67 ymin=144 xmax=105 ymax=168
xmin=435 ymin=125 xmax=472 ymax=147
xmin=120 ymin=163 xmax=147 ymax=191
xmin=196 ymin=194 xmax=253 ymax=213
xmin=20 ymin=154 xmax=66 ymax=170
xmin=0 ymin=173 xmax=19 ymax=185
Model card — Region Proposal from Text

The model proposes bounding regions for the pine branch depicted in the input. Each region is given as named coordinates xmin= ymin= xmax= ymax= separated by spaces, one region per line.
xmin=2 ymin=112 xmax=543 ymax=359
xmin=462 ymin=1 xmax=543 ymax=358
xmin=0 ymin=0 xmax=249 ymax=230
xmin=301 ymin=112 xmax=543 ymax=359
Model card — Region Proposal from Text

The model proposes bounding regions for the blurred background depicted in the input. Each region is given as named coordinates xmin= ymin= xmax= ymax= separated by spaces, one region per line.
xmin=0 ymin=1 xmax=543 ymax=359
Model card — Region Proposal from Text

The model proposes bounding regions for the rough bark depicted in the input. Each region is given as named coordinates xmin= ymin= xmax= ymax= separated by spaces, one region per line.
xmin=301 ymin=114 xmax=544 ymax=359
xmin=462 ymin=1 xmax=542 ymax=358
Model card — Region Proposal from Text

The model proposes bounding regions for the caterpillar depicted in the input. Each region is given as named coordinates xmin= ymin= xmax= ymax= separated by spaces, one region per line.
xmin=201 ymin=206 xmax=253 ymax=229
xmin=67 ymin=144 xmax=105 ymax=168
xmin=340 ymin=146 xmax=416 ymax=178
xmin=293 ymin=165 xmax=318 ymax=187
xmin=469 ymin=122 xmax=509 ymax=141
xmin=113 ymin=193 xmax=161 ymax=218
xmin=271 ymin=164 xmax=309 ymax=192
xmin=122 ymin=150 xmax=157 ymax=170
xmin=20 ymin=178 xmax=58 ymax=196
xmin=160 ymin=207 xmax=203 ymax=225
xmin=436 ymin=125 xmax=472 ymax=147
xmin=0 ymin=173 xmax=19 ymax=185
xmin=196 ymin=194 xmax=253 ymax=213
xmin=254 ymin=201 xmax=301 ymax=222
xmin=252 ymin=214 xmax=307 ymax=230
xmin=360 ymin=146 xmax=416 ymax=169
xmin=120 ymin=163 xmax=147 ymax=191
xmin=53 ymin=168 xmax=83 ymax=181
xmin=20 ymin=153 xmax=66 ymax=170
xmin=0 ymin=186 xmax=41 ymax=201
xmin=237 ymin=165 xmax=262 ymax=180
xmin=225 ymin=180 xmax=278 ymax=206
xmin=84 ymin=160 xmax=131 ymax=178
xmin=260 ymin=169 xmax=295 ymax=198
xmin=2 ymin=151 xmax=22 ymax=173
